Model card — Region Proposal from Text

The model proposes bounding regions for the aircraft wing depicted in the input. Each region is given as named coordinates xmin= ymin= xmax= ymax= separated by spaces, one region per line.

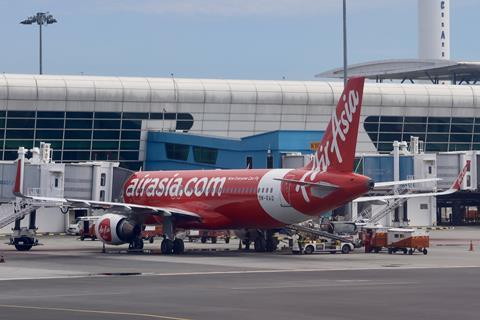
xmin=355 ymin=189 xmax=455 ymax=202
xmin=12 ymin=158 xmax=201 ymax=221
xmin=19 ymin=195 xmax=202 ymax=220
xmin=373 ymin=178 xmax=440 ymax=188
xmin=355 ymin=160 xmax=471 ymax=203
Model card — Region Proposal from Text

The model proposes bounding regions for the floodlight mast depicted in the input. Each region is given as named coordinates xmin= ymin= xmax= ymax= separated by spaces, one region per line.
xmin=20 ymin=12 xmax=57 ymax=75
xmin=342 ymin=0 xmax=347 ymax=88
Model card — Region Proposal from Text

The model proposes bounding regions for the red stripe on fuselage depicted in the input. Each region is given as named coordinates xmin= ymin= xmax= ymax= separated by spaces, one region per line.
xmin=123 ymin=169 xmax=283 ymax=229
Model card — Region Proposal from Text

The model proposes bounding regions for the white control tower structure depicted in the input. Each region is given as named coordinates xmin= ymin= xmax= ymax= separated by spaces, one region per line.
xmin=418 ymin=0 xmax=450 ymax=60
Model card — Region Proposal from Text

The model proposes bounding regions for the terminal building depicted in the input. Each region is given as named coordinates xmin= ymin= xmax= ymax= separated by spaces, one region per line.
xmin=1 ymin=73 xmax=480 ymax=170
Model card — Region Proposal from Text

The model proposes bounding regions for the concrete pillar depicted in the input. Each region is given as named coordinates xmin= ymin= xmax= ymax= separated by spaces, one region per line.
xmin=452 ymin=202 xmax=462 ymax=225
xmin=14 ymin=218 xmax=21 ymax=231
xmin=28 ymin=210 xmax=37 ymax=230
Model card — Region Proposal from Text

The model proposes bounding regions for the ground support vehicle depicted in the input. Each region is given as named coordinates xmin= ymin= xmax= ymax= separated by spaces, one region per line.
xmin=142 ymin=225 xmax=163 ymax=243
xmin=387 ymin=228 xmax=429 ymax=255
xmin=360 ymin=226 xmax=388 ymax=253
xmin=79 ymin=220 xmax=96 ymax=241
xmin=187 ymin=229 xmax=231 ymax=244
xmin=67 ymin=221 xmax=81 ymax=235
xmin=292 ymin=238 xmax=354 ymax=255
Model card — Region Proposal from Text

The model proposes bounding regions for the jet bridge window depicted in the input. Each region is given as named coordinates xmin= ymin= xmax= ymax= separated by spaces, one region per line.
xmin=100 ymin=173 xmax=106 ymax=187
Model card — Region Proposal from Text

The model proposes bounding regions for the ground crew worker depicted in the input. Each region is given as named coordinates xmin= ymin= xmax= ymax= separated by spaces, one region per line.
xmin=364 ymin=230 xmax=372 ymax=253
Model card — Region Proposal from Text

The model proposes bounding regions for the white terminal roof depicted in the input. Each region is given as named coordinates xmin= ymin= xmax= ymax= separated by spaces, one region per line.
xmin=317 ymin=59 xmax=480 ymax=84
xmin=1 ymin=73 xmax=480 ymax=112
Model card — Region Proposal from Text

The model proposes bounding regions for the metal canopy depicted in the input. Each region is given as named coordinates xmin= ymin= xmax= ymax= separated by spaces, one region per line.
xmin=317 ymin=59 xmax=480 ymax=84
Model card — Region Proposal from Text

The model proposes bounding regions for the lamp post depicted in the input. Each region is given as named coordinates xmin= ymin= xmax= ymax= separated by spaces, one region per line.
xmin=20 ymin=12 xmax=57 ymax=75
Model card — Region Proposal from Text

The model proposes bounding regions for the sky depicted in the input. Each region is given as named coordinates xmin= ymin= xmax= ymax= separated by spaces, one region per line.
xmin=0 ymin=0 xmax=478 ymax=80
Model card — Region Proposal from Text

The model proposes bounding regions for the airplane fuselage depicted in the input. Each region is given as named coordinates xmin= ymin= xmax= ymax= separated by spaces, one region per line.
xmin=123 ymin=168 xmax=372 ymax=230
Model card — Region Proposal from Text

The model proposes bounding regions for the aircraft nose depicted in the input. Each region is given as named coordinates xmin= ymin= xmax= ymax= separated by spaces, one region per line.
xmin=367 ymin=179 xmax=375 ymax=191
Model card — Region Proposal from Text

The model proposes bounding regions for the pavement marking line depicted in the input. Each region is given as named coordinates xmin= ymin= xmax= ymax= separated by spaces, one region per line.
xmin=0 ymin=304 xmax=192 ymax=320
xmin=231 ymin=281 xmax=416 ymax=290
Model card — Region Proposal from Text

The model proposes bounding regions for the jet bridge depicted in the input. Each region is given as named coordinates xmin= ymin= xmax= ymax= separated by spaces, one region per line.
xmin=0 ymin=144 xmax=131 ymax=246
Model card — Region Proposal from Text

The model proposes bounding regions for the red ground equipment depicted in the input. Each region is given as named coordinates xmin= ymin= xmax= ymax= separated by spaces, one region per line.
xmin=187 ymin=230 xmax=231 ymax=244
xmin=386 ymin=228 xmax=429 ymax=255
xmin=80 ymin=220 xmax=96 ymax=241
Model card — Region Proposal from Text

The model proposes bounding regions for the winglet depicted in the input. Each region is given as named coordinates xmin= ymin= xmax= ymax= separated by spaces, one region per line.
xmin=13 ymin=157 xmax=25 ymax=197
xmin=451 ymin=160 xmax=470 ymax=191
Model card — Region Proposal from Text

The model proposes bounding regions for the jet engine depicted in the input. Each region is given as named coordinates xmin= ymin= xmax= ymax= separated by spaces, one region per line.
xmin=94 ymin=213 xmax=140 ymax=245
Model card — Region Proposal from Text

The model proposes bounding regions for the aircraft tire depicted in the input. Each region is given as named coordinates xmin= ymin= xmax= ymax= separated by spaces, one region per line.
xmin=161 ymin=239 xmax=174 ymax=255
xmin=254 ymin=237 xmax=266 ymax=252
xmin=14 ymin=237 xmax=33 ymax=251
xmin=173 ymin=238 xmax=185 ymax=254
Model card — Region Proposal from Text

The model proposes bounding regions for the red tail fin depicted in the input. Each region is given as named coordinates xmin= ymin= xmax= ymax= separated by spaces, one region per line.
xmin=452 ymin=160 xmax=470 ymax=191
xmin=13 ymin=158 xmax=23 ymax=196
xmin=304 ymin=77 xmax=365 ymax=172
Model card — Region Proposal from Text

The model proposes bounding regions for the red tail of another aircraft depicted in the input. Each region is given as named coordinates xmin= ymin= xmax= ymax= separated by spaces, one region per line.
xmin=304 ymin=77 xmax=365 ymax=173
xmin=452 ymin=160 xmax=471 ymax=191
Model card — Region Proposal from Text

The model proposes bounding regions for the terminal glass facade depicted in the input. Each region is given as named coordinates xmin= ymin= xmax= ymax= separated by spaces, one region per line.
xmin=0 ymin=111 xmax=193 ymax=170
xmin=365 ymin=116 xmax=480 ymax=153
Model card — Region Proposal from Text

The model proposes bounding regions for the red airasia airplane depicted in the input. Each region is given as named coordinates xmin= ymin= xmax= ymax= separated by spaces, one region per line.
xmin=13 ymin=77 xmax=398 ymax=254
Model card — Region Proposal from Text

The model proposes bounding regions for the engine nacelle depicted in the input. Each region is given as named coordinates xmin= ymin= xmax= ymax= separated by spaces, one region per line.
xmin=95 ymin=213 xmax=140 ymax=245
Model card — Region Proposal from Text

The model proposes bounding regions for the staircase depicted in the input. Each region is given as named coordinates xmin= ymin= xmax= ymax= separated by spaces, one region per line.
xmin=357 ymin=184 xmax=414 ymax=224
xmin=368 ymin=197 xmax=408 ymax=224
xmin=0 ymin=201 xmax=39 ymax=230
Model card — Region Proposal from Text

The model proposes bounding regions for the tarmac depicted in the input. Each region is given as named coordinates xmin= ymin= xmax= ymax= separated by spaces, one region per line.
xmin=0 ymin=227 xmax=479 ymax=320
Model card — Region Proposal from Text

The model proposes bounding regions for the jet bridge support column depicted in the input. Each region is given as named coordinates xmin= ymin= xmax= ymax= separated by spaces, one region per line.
xmin=390 ymin=141 xmax=400 ymax=227
xmin=14 ymin=217 xmax=21 ymax=231
xmin=28 ymin=210 xmax=37 ymax=230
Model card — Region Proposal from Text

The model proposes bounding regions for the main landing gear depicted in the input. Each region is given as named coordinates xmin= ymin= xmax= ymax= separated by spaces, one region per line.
xmin=160 ymin=238 xmax=184 ymax=255
xmin=128 ymin=237 xmax=144 ymax=250
xmin=160 ymin=215 xmax=184 ymax=255
xmin=253 ymin=230 xmax=279 ymax=252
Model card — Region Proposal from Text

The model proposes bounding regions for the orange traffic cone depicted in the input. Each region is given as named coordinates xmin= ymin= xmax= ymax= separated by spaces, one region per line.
xmin=469 ymin=240 xmax=474 ymax=252
xmin=0 ymin=253 xmax=4 ymax=263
